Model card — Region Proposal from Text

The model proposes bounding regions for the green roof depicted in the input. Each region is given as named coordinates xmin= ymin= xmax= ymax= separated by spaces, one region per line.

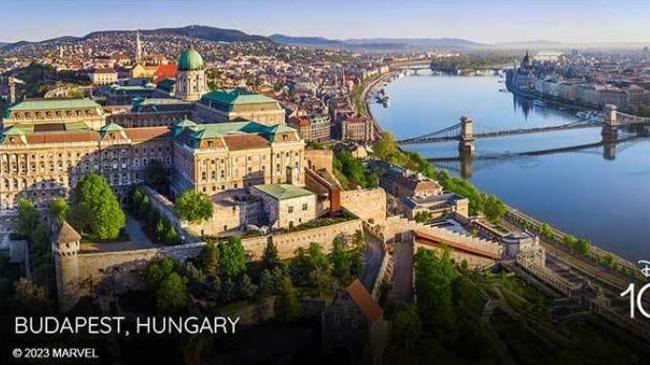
xmin=201 ymin=89 xmax=278 ymax=105
xmin=100 ymin=122 xmax=125 ymax=137
xmin=3 ymin=126 xmax=26 ymax=136
xmin=7 ymin=98 xmax=101 ymax=112
xmin=252 ymin=184 xmax=314 ymax=201
xmin=139 ymin=98 xmax=190 ymax=106
xmin=177 ymin=45 xmax=204 ymax=71
xmin=180 ymin=120 xmax=297 ymax=140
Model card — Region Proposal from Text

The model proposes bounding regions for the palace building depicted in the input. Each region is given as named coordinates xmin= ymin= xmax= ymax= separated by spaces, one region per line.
xmin=2 ymin=98 xmax=106 ymax=131
xmin=0 ymin=44 xmax=296 ymax=233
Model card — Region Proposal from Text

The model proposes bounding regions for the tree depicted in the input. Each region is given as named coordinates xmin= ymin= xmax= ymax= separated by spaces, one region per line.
xmin=330 ymin=237 xmax=351 ymax=282
xmin=48 ymin=198 xmax=69 ymax=224
xmin=414 ymin=247 xmax=456 ymax=334
xmin=163 ymin=224 xmax=179 ymax=245
xmin=258 ymin=269 xmax=275 ymax=297
xmin=414 ymin=211 xmax=433 ymax=223
xmin=17 ymin=198 xmax=40 ymax=238
xmin=201 ymin=242 xmax=219 ymax=277
xmin=70 ymin=173 xmax=125 ymax=240
xmin=238 ymin=274 xmax=257 ymax=300
xmin=146 ymin=257 xmax=177 ymax=289
xmin=483 ymin=195 xmax=506 ymax=223
xmin=220 ymin=278 xmax=235 ymax=303
xmin=174 ymin=190 xmax=213 ymax=223
xmin=261 ymin=240 xmax=280 ymax=271
xmin=276 ymin=276 xmax=301 ymax=322
xmin=374 ymin=131 xmax=400 ymax=162
xmin=218 ymin=237 xmax=247 ymax=278
xmin=388 ymin=302 xmax=421 ymax=353
xmin=353 ymin=230 xmax=366 ymax=250
xmin=350 ymin=248 xmax=364 ymax=278
xmin=575 ymin=238 xmax=591 ymax=256
xmin=156 ymin=273 xmax=188 ymax=312
xmin=13 ymin=278 xmax=50 ymax=313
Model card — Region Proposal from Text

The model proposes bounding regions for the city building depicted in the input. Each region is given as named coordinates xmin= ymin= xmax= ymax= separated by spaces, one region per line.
xmin=2 ymin=98 xmax=106 ymax=131
xmin=194 ymin=88 xmax=286 ymax=125
xmin=337 ymin=113 xmax=375 ymax=142
xmin=170 ymin=120 xmax=305 ymax=196
xmin=175 ymin=45 xmax=208 ymax=101
xmin=250 ymin=183 xmax=317 ymax=229
xmin=288 ymin=113 xmax=331 ymax=142
xmin=88 ymin=68 xmax=118 ymax=85
xmin=378 ymin=164 xmax=441 ymax=198
xmin=399 ymin=192 xmax=469 ymax=220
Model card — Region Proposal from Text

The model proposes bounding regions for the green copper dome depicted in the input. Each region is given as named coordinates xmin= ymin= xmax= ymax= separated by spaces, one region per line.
xmin=177 ymin=45 xmax=204 ymax=71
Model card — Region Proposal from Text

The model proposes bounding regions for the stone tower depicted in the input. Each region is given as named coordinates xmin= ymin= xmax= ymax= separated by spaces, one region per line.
xmin=51 ymin=221 xmax=81 ymax=312
xmin=135 ymin=30 xmax=143 ymax=65
xmin=176 ymin=45 xmax=207 ymax=101
xmin=458 ymin=116 xmax=475 ymax=154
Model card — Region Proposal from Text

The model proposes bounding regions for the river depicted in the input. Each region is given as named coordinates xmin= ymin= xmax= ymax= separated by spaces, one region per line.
xmin=370 ymin=71 xmax=650 ymax=261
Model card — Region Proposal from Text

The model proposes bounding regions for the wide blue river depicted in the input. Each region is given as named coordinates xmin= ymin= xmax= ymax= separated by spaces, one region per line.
xmin=371 ymin=71 xmax=650 ymax=261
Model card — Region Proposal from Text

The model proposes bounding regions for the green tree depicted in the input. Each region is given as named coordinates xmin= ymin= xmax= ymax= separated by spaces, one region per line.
xmin=146 ymin=256 xmax=177 ymax=289
xmin=414 ymin=210 xmax=433 ymax=223
xmin=276 ymin=276 xmax=301 ymax=322
xmin=220 ymin=278 xmax=235 ymax=303
xmin=17 ymin=198 xmax=40 ymax=238
xmin=218 ymin=237 xmax=247 ymax=278
xmin=261 ymin=240 xmax=280 ymax=271
xmin=48 ymin=198 xmax=69 ymax=224
xmin=374 ymin=131 xmax=401 ymax=162
xmin=575 ymin=238 xmax=591 ymax=255
xmin=330 ymin=237 xmax=351 ymax=282
xmin=387 ymin=302 xmax=421 ymax=354
xmin=483 ymin=195 xmax=506 ymax=223
xmin=414 ymin=247 xmax=456 ymax=335
xmin=70 ymin=173 xmax=125 ymax=240
xmin=13 ymin=278 xmax=50 ymax=313
xmin=156 ymin=272 xmax=188 ymax=312
xmin=163 ymin=224 xmax=179 ymax=245
xmin=258 ymin=269 xmax=275 ymax=297
xmin=350 ymin=248 xmax=364 ymax=278
xmin=238 ymin=274 xmax=257 ymax=300
xmin=175 ymin=190 xmax=213 ymax=223
xmin=201 ymin=242 xmax=219 ymax=277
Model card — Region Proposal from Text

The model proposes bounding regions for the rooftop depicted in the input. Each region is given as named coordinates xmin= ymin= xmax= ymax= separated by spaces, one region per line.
xmin=252 ymin=184 xmax=314 ymax=201
xmin=7 ymin=98 xmax=102 ymax=112
xmin=201 ymin=88 xmax=278 ymax=105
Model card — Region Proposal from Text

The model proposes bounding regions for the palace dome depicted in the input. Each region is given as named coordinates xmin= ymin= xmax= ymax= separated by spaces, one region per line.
xmin=177 ymin=45 xmax=204 ymax=71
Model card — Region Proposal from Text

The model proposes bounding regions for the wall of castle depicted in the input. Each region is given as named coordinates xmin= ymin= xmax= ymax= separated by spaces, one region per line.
xmin=56 ymin=218 xmax=363 ymax=311
xmin=304 ymin=149 xmax=333 ymax=173
xmin=340 ymin=188 xmax=387 ymax=223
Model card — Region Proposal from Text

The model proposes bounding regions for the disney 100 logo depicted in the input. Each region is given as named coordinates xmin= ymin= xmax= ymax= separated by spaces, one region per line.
xmin=620 ymin=260 xmax=650 ymax=318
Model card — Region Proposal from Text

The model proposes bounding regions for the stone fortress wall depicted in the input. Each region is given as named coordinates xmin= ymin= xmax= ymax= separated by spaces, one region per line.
xmin=340 ymin=188 xmax=387 ymax=224
xmin=57 ymin=217 xmax=363 ymax=311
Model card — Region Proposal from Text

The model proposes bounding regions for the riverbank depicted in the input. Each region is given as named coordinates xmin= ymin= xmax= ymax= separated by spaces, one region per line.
xmin=356 ymin=70 xmax=398 ymax=138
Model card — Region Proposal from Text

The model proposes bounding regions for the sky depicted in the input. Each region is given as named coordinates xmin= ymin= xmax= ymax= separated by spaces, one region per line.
xmin=0 ymin=0 xmax=649 ymax=44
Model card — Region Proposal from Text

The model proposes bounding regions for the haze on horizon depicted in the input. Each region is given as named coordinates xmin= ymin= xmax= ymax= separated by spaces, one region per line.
xmin=0 ymin=0 xmax=649 ymax=45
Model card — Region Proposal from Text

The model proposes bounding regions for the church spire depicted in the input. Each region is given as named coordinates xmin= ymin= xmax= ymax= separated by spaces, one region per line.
xmin=135 ymin=30 xmax=143 ymax=65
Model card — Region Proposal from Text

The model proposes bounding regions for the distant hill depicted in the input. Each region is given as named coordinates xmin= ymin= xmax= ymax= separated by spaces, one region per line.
xmin=85 ymin=25 xmax=270 ymax=43
xmin=269 ymin=34 xmax=342 ymax=47
xmin=270 ymin=35 xmax=485 ymax=50
xmin=0 ymin=25 xmax=270 ymax=53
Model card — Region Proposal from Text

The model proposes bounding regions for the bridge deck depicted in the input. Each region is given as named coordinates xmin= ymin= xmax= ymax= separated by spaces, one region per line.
xmin=399 ymin=121 xmax=602 ymax=145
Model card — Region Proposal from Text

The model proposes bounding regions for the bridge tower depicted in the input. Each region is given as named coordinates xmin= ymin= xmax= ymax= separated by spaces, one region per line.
xmin=603 ymin=104 xmax=619 ymax=127
xmin=601 ymin=104 xmax=619 ymax=144
xmin=458 ymin=116 xmax=475 ymax=155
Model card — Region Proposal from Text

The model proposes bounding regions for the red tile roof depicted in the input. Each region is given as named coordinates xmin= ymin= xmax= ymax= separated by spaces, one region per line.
xmin=154 ymin=64 xmax=178 ymax=83
xmin=26 ymin=131 xmax=100 ymax=144
xmin=346 ymin=279 xmax=383 ymax=323
xmin=223 ymin=134 xmax=269 ymax=150
xmin=125 ymin=127 xmax=171 ymax=141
